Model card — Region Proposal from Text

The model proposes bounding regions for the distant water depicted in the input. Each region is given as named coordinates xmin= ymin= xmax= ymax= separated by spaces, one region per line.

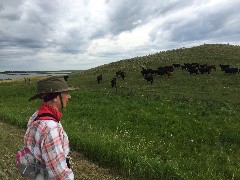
xmin=0 ymin=72 xmax=71 ymax=80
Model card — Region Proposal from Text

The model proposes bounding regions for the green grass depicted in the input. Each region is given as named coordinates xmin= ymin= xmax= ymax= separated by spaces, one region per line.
xmin=1 ymin=44 xmax=240 ymax=179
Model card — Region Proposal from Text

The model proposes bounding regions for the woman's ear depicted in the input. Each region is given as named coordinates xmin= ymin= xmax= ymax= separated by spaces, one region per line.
xmin=52 ymin=95 xmax=59 ymax=102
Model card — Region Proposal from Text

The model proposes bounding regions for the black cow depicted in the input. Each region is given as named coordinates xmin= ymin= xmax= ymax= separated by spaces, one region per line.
xmin=219 ymin=64 xmax=230 ymax=71
xmin=144 ymin=74 xmax=153 ymax=84
xmin=183 ymin=63 xmax=194 ymax=71
xmin=97 ymin=74 xmax=102 ymax=84
xmin=199 ymin=64 xmax=207 ymax=68
xmin=64 ymin=76 xmax=69 ymax=81
xmin=155 ymin=69 xmax=166 ymax=76
xmin=111 ymin=78 xmax=117 ymax=88
xmin=116 ymin=70 xmax=126 ymax=80
xmin=164 ymin=65 xmax=174 ymax=73
xmin=224 ymin=68 xmax=239 ymax=75
xmin=198 ymin=67 xmax=211 ymax=74
xmin=141 ymin=68 xmax=154 ymax=76
xmin=187 ymin=67 xmax=199 ymax=75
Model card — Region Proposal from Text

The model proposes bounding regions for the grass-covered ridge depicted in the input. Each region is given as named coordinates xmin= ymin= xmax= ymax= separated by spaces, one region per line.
xmin=1 ymin=44 xmax=240 ymax=179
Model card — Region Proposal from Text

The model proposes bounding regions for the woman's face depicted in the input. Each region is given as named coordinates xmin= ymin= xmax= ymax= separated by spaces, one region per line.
xmin=60 ymin=91 xmax=71 ymax=109
xmin=50 ymin=91 xmax=71 ymax=110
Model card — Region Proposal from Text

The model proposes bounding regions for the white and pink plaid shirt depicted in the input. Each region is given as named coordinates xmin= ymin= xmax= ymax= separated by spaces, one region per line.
xmin=24 ymin=103 xmax=74 ymax=180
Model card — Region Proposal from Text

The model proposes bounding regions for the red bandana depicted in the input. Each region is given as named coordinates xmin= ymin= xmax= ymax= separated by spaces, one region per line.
xmin=36 ymin=103 xmax=62 ymax=123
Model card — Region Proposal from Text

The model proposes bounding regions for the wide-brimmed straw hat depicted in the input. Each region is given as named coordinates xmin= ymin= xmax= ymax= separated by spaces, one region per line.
xmin=29 ymin=75 xmax=78 ymax=101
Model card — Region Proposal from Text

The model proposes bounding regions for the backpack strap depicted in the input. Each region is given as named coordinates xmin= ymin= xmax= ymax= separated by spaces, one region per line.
xmin=34 ymin=113 xmax=58 ymax=123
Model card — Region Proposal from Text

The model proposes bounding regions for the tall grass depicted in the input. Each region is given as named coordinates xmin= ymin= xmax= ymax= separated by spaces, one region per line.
xmin=1 ymin=44 xmax=240 ymax=179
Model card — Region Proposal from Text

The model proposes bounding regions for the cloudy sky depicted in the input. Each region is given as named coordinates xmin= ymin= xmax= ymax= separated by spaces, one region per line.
xmin=0 ymin=0 xmax=240 ymax=71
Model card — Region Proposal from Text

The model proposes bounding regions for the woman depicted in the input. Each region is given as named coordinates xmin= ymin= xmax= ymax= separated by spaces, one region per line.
xmin=25 ymin=75 xmax=78 ymax=179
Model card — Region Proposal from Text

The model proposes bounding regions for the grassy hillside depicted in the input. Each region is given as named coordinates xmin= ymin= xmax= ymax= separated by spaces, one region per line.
xmin=71 ymin=43 xmax=240 ymax=104
xmin=1 ymin=44 xmax=240 ymax=179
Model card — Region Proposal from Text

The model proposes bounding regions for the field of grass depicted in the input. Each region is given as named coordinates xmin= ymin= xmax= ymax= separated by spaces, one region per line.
xmin=1 ymin=44 xmax=240 ymax=179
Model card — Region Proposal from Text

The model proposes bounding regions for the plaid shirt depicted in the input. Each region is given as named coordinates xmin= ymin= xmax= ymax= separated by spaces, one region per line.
xmin=24 ymin=110 xmax=74 ymax=180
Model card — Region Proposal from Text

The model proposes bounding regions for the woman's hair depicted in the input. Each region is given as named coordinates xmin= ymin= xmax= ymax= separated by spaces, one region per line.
xmin=43 ymin=92 xmax=60 ymax=102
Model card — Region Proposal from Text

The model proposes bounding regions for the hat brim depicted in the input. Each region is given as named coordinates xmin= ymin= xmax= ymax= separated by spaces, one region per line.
xmin=28 ymin=86 xmax=79 ymax=101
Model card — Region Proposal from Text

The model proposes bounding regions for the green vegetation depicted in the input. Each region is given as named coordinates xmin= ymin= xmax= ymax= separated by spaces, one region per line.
xmin=1 ymin=44 xmax=240 ymax=179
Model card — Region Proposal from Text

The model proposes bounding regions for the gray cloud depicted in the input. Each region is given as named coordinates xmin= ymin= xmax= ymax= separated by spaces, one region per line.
xmin=149 ymin=1 xmax=240 ymax=45
xmin=0 ymin=0 xmax=240 ymax=71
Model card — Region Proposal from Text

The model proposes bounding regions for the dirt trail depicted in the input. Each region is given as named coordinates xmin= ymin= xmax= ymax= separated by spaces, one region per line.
xmin=0 ymin=121 xmax=128 ymax=180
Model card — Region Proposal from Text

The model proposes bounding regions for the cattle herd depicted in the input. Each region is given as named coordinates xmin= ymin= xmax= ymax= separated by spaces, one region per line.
xmin=96 ymin=63 xmax=239 ymax=87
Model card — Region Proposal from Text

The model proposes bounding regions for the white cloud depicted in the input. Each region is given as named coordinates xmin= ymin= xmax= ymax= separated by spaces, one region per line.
xmin=0 ymin=0 xmax=240 ymax=71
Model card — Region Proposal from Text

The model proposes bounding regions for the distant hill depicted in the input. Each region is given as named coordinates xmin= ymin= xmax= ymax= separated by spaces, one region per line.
xmin=71 ymin=43 xmax=240 ymax=104
xmin=91 ymin=43 xmax=240 ymax=71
